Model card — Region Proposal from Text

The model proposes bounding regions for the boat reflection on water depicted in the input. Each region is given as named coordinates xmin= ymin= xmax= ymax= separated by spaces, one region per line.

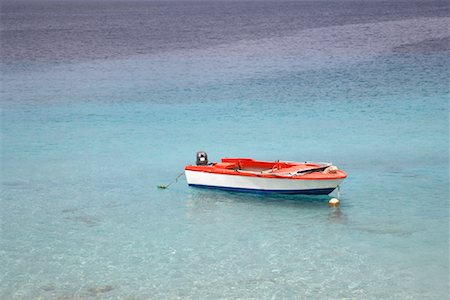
xmin=184 ymin=188 xmax=346 ymax=224
xmin=327 ymin=206 xmax=347 ymax=224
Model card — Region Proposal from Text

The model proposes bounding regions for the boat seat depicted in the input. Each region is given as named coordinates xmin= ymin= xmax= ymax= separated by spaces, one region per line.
xmin=214 ymin=162 xmax=239 ymax=169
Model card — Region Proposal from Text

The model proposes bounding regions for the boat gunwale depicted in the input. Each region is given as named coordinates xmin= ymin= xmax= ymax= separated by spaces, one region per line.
xmin=185 ymin=166 xmax=347 ymax=181
xmin=184 ymin=168 xmax=347 ymax=180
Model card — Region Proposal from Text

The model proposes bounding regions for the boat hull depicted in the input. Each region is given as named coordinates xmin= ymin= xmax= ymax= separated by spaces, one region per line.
xmin=185 ymin=170 xmax=343 ymax=195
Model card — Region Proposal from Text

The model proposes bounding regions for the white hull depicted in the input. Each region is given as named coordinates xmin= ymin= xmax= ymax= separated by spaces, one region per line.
xmin=185 ymin=170 xmax=343 ymax=194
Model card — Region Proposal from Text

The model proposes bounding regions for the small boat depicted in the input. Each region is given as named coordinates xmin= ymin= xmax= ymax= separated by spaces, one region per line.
xmin=185 ymin=152 xmax=347 ymax=195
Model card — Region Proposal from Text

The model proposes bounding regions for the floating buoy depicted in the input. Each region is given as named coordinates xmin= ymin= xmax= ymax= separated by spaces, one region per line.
xmin=329 ymin=198 xmax=340 ymax=206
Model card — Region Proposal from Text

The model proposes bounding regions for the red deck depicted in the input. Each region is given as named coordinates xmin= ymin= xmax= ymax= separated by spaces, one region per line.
xmin=185 ymin=158 xmax=347 ymax=180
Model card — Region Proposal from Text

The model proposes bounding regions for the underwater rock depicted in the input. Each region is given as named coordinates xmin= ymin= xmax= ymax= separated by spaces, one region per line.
xmin=40 ymin=283 xmax=56 ymax=291
xmin=64 ymin=214 xmax=101 ymax=227
xmin=61 ymin=208 xmax=80 ymax=213
xmin=88 ymin=285 xmax=114 ymax=294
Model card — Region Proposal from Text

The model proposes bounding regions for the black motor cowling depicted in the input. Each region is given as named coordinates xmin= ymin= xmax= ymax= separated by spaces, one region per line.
xmin=196 ymin=151 xmax=208 ymax=166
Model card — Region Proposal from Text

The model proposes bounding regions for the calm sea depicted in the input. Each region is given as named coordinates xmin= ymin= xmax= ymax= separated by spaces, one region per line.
xmin=1 ymin=0 xmax=449 ymax=299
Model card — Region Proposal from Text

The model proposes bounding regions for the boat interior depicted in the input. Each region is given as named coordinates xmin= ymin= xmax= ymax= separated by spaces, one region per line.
xmin=212 ymin=158 xmax=324 ymax=174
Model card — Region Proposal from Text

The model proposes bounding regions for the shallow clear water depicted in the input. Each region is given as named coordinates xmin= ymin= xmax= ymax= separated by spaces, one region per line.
xmin=1 ymin=1 xmax=449 ymax=299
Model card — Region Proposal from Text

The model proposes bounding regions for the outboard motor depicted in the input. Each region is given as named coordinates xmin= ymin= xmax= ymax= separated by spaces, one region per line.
xmin=196 ymin=151 xmax=208 ymax=166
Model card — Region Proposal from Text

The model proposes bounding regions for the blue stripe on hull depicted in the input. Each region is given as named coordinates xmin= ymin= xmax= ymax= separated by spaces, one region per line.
xmin=188 ymin=184 xmax=336 ymax=195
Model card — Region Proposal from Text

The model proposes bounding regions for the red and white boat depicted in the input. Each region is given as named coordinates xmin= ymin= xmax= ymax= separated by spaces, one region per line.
xmin=185 ymin=152 xmax=347 ymax=195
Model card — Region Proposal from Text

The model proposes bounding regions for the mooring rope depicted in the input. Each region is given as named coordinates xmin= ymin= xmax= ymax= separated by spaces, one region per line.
xmin=157 ymin=171 xmax=184 ymax=189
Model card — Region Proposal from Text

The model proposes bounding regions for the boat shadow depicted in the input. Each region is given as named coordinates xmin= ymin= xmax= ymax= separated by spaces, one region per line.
xmin=186 ymin=187 xmax=332 ymax=208
xmin=184 ymin=188 xmax=347 ymax=224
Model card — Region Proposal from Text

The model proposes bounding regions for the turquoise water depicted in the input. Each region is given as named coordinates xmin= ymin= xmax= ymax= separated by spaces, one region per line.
xmin=1 ymin=2 xmax=449 ymax=299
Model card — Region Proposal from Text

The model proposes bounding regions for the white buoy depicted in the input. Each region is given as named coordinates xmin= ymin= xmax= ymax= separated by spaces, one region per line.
xmin=329 ymin=198 xmax=340 ymax=206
